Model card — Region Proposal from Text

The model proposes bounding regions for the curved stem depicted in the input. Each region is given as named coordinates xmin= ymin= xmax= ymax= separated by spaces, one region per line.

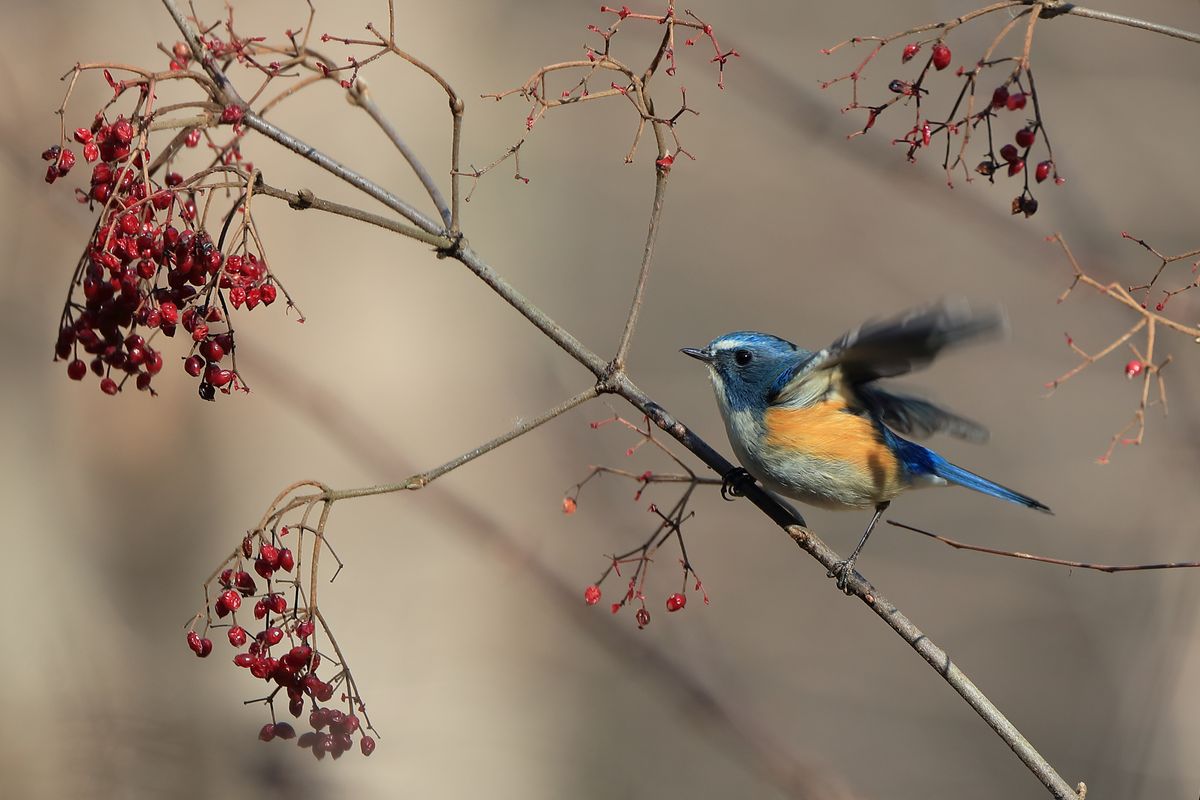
xmin=614 ymin=169 xmax=669 ymax=369
xmin=351 ymin=85 xmax=452 ymax=229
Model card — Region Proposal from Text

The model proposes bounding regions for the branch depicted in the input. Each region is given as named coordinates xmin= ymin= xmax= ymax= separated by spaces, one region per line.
xmin=160 ymin=1 xmax=1080 ymax=793
xmin=244 ymin=351 xmax=847 ymax=798
xmin=162 ymin=0 xmax=446 ymax=237
xmin=1058 ymin=4 xmax=1200 ymax=45
xmin=254 ymin=178 xmax=453 ymax=248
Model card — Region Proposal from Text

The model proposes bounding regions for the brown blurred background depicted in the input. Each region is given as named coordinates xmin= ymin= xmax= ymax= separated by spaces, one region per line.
xmin=3 ymin=1 xmax=1200 ymax=797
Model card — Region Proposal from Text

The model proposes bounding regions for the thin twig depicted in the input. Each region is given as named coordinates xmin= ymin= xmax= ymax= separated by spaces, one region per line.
xmin=614 ymin=169 xmax=669 ymax=369
xmin=889 ymin=520 xmax=1200 ymax=572
xmin=1060 ymin=5 xmax=1200 ymax=45
xmin=350 ymin=83 xmax=452 ymax=229
xmin=254 ymin=180 xmax=452 ymax=248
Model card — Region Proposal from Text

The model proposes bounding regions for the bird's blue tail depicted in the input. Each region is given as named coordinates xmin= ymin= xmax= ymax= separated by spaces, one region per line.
xmin=929 ymin=455 xmax=1051 ymax=513
xmin=886 ymin=431 xmax=1052 ymax=513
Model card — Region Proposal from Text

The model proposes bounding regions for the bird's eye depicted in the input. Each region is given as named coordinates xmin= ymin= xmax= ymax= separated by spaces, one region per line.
xmin=734 ymin=349 xmax=752 ymax=366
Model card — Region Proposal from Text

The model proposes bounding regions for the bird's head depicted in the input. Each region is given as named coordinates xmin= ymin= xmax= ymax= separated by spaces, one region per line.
xmin=681 ymin=332 xmax=805 ymax=413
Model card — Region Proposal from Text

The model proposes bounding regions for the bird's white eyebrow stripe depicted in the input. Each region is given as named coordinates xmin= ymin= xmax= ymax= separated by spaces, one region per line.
xmin=711 ymin=335 xmax=763 ymax=350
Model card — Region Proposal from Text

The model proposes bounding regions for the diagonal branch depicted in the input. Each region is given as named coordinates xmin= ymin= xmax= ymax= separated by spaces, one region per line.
xmin=161 ymin=1 xmax=1080 ymax=795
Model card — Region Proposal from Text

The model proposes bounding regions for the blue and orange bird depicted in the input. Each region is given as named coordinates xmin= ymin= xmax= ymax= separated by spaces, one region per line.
xmin=681 ymin=300 xmax=1051 ymax=589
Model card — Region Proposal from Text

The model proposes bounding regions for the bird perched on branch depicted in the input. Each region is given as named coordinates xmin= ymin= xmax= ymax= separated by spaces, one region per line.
xmin=682 ymin=300 xmax=1051 ymax=590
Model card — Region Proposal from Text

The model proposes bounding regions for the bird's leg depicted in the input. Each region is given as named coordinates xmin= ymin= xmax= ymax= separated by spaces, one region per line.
xmin=720 ymin=467 xmax=755 ymax=501
xmin=829 ymin=501 xmax=890 ymax=592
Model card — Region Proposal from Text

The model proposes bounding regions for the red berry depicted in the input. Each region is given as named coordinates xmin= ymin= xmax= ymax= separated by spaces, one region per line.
xmin=263 ymin=627 xmax=284 ymax=646
xmin=1125 ymin=360 xmax=1144 ymax=379
xmin=278 ymin=548 xmax=295 ymax=572
xmin=273 ymin=723 xmax=296 ymax=740
xmin=185 ymin=129 xmax=201 ymax=148
xmin=297 ymin=619 xmax=316 ymax=639
xmin=220 ymin=105 xmax=244 ymax=124
xmin=99 ymin=377 xmax=119 ymax=395
xmin=1015 ymin=127 xmax=1036 ymax=148
xmin=159 ymin=301 xmax=179 ymax=324
xmin=1006 ymin=92 xmax=1027 ymax=110
xmin=57 ymin=149 xmax=76 ymax=175
xmin=260 ymin=544 xmax=280 ymax=568
xmin=259 ymin=723 xmax=277 ymax=742
xmin=584 ymin=585 xmax=601 ymax=605
xmin=260 ymin=284 xmax=277 ymax=305
xmin=67 ymin=359 xmax=87 ymax=380
xmin=235 ymin=571 xmax=257 ymax=596
xmin=218 ymin=588 xmax=242 ymax=612
xmin=200 ymin=339 xmax=224 ymax=362
xmin=901 ymin=43 xmax=920 ymax=63
xmin=113 ymin=117 xmax=134 ymax=145
xmin=635 ymin=608 xmax=650 ymax=629
xmin=73 ymin=128 xmax=93 ymax=144
xmin=1007 ymin=158 xmax=1024 ymax=176
xmin=187 ymin=630 xmax=203 ymax=654
xmin=228 ymin=626 xmax=248 ymax=647
xmin=184 ymin=354 xmax=204 ymax=376
xmin=999 ymin=144 xmax=1019 ymax=163
xmin=991 ymin=86 xmax=1009 ymax=108
xmin=1035 ymin=160 xmax=1052 ymax=183
xmin=145 ymin=350 xmax=164 ymax=375
xmin=360 ymin=736 xmax=376 ymax=756
xmin=930 ymin=43 xmax=951 ymax=70
xmin=666 ymin=592 xmax=687 ymax=612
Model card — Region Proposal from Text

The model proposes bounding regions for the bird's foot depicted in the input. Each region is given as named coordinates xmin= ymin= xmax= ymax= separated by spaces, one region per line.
xmin=827 ymin=559 xmax=857 ymax=594
xmin=720 ymin=467 xmax=754 ymax=501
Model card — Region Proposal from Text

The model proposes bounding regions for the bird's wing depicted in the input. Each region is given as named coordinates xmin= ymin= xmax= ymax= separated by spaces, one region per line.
xmin=856 ymin=386 xmax=989 ymax=443
xmin=768 ymin=300 xmax=1005 ymax=405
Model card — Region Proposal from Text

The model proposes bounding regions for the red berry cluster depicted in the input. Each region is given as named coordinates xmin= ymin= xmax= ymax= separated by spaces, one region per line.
xmin=188 ymin=535 xmax=376 ymax=760
xmin=821 ymin=31 xmax=1065 ymax=216
xmin=47 ymin=104 xmax=283 ymax=399
xmin=581 ymin=571 xmax=706 ymax=629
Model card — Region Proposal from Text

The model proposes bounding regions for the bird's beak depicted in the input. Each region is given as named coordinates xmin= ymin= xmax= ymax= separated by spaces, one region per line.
xmin=680 ymin=347 xmax=714 ymax=364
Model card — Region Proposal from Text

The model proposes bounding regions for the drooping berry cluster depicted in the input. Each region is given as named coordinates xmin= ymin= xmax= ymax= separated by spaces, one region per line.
xmin=820 ymin=6 xmax=1066 ymax=216
xmin=566 ymin=415 xmax=712 ymax=629
xmin=187 ymin=531 xmax=376 ymax=760
xmin=48 ymin=55 xmax=293 ymax=399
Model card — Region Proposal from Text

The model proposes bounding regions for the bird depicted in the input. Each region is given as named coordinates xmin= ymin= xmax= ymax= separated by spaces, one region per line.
xmin=681 ymin=300 xmax=1051 ymax=590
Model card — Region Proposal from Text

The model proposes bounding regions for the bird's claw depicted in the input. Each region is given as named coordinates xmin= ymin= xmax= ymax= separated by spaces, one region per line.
xmin=827 ymin=559 xmax=856 ymax=594
xmin=721 ymin=467 xmax=754 ymax=501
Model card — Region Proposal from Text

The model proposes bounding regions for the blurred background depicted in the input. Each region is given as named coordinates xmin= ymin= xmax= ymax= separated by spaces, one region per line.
xmin=3 ymin=0 xmax=1199 ymax=797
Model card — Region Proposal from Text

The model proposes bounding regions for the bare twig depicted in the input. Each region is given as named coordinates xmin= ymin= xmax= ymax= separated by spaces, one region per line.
xmin=350 ymin=83 xmax=452 ymax=229
xmin=888 ymin=520 xmax=1200 ymax=572
xmin=1059 ymin=4 xmax=1200 ymax=45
